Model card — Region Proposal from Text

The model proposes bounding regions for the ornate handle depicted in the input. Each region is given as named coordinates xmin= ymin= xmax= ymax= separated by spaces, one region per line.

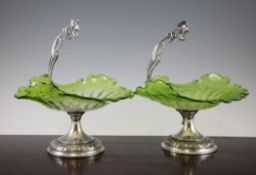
xmin=146 ymin=21 xmax=189 ymax=80
xmin=48 ymin=19 xmax=80 ymax=82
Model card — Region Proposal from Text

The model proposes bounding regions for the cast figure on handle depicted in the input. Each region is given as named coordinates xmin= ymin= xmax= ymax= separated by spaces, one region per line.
xmin=147 ymin=21 xmax=189 ymax=80
xmin=48 ymin=19 xmax=80 ymax=82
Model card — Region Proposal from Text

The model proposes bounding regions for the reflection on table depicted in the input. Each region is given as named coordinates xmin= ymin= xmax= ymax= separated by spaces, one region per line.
xmin=164 ymin=152 xmax=215 ymax=175
xmin=48 ymin=153 xmax=103 ymax=175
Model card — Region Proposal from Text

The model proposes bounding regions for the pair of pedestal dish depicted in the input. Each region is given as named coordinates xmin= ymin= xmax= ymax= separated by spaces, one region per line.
xmin=15 ymin=19 xmax=248 ymax=158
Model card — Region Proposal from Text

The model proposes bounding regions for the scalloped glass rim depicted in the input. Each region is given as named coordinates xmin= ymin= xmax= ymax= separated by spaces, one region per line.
xmin=136 ymin=73 xmax=249 ymax=111
xmin=15 ymin=74 xmax=133 ymax=112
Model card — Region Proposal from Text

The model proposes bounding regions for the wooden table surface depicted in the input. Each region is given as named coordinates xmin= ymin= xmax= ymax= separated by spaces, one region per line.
xmin=0 ymin=136 xmax=255 ymax=175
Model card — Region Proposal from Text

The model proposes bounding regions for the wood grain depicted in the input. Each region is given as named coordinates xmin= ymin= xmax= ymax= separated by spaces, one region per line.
xmin=0 ymin=136 xmax=255 ymax=175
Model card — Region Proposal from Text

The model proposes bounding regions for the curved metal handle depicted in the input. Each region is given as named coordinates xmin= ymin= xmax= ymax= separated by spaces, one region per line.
xmin=146 ymin=21 xmax=189 ymax=80
xmin=48 ymin=19 xmax=80 ymax=82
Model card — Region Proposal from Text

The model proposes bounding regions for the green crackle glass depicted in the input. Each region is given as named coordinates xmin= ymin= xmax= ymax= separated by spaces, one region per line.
xmin=136 ymin=21 xmax=249 ymax=155
xmin=136 ymin=73 xmax=248 ymax=111
xmin=16 ymin=74 xmax=133 ymax=112
xmin=15 ymin=19 xmax=133 ymax=158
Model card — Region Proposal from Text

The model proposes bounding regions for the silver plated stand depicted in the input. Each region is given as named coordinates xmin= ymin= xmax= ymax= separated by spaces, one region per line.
xmin=161 ymin=110 xmax=217 ymax=155
xmin=46 ymin=19 xmax=104 ymax=158
xmin=147 ymin=21 xmax=217 ymax=155
xmin=47 ymin=112 xmax=105 ymax=157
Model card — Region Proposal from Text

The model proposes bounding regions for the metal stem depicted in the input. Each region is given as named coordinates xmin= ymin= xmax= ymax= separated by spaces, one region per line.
xmin=173 ymin=110 xmax=205 ymax=142
xmin=58 ymin=112 xmax=93 ymax=144
xmin=47 ymin=111 xmax=105 ymax=157
xmin=146 ymin=21 xmax=189 ymax=80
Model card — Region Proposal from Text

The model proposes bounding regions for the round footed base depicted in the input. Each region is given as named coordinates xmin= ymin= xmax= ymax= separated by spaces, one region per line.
xmin=47 ymin=137 xmax=105 ymax=158
xmin=161 ymin=136 xmax=217 ymax=155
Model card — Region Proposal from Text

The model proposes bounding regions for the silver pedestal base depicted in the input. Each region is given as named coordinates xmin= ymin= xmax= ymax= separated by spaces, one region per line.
xmin=47 ymin=136 xmax=105 ymax=158
xmin=162 ymin=110 xmax=217 ymax=155
xmin=47 ymin=112 xmax=105 ymax=158
xmin=161 ymin=136 xmax=217 ymax=155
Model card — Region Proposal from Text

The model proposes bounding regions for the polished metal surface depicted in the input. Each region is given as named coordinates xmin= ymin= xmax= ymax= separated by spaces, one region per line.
xmin=145 ymin=22 xmax=217 ymax=155
xmin=46 ymin=20 xmax=104 ymax=157
xmin=173 ymin=110 xmax=204 ymax=142
xmin=161 ymin=110 xmax=217 ymax=155
xmin=48 ymin=19 xmax=80 ymax=82
xmin=162 ymin=136 xmax=217 ymax=155
xmin=147 ymin=21 xmax=189 ymax=80
xmin=47 ymin=112 xmax=105 ymax=158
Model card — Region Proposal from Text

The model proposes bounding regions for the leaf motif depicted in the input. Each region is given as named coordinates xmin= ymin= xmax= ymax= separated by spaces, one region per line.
xmin=15 ymin=74 xmax=133 ymax=112
xmin=136 ymin=73 xmax=248 ymax=111
xmin=172 ymin=73 xmax=249 ymax=103
xmin=55 ymin=74 xmax=133 ymax=102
